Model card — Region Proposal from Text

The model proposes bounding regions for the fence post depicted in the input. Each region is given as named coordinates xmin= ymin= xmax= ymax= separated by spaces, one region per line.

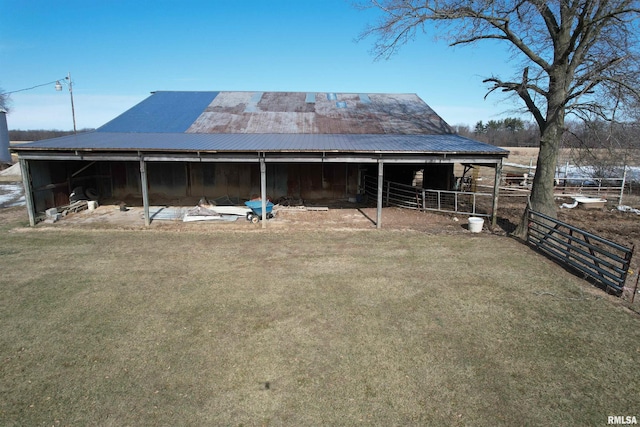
xmin=619 ymin=166 xmax=627 ymax=206
xmin=422 ymin=189 xmax=426 ymax=212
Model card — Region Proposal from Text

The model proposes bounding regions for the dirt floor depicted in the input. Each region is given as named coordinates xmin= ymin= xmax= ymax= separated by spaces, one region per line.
xmin=39 ymin=196 xmax=640 ymax=247
xmin=24 ymin=194 xmax=640 ymax=295
xmin=9 ymin=146 xmax=639 ymax=243
xmin=498 ymin=196 xmax=640 ymax=249
xmin=37 ymin=202 xmax=470 ymax=234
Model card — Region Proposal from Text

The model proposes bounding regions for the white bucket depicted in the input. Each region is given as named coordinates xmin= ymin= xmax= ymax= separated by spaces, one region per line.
xmin=468 ymin=217 xmax=484 ymax=233
xmin=87 ymin=200 xmax=98 ymax=211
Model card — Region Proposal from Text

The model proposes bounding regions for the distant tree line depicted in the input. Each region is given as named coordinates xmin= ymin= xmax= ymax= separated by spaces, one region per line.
xmin=563 ymin=120 xmax=640 ymax=171
xmin=454 ymin=118 xmax=640 ymax=155
xmin=9 ymin=129 xmax=94 ymax=141
xmin=453 ymin=118 xmax=540 ymax=147
xmin=564 ymin=120 xmax=640 ymax=150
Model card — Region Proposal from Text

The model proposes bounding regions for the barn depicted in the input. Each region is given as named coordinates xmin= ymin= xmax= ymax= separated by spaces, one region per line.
xmin=12 ymin=91 xmax=508 ymax=227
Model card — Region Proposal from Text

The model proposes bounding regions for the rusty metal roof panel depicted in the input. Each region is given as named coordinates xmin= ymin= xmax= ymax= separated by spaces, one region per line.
xmin=14 ymin=132 xmax=508 ymax=155
xmin=94 ymin=91 xmax=455 ymax=135
xmin=14 ymin=91 xmax=509 ymax=157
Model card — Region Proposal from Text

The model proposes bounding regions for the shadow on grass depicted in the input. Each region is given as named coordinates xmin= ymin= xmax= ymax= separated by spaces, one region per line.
xmin=357 ymin=208 xmax=377 ymax=226
xmin=496 ymin=215 xmax=519 ymax=234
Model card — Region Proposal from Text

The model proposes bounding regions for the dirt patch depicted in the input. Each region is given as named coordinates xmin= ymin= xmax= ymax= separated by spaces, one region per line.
xmin=496 ymin=197 xmax=640 ymax=251
xmin=16 ymin=194 xmax=640 ymax=251
xmin=40 ymin=203 xmax=472 ymax=235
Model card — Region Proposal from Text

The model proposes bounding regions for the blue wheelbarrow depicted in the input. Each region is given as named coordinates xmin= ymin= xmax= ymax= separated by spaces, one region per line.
xmin=244 ymin=200 xmax=274 ymax=223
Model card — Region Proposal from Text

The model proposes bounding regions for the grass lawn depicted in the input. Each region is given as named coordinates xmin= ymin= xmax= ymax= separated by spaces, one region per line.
xmin=0 ymin=207 xmax=638 ymax=426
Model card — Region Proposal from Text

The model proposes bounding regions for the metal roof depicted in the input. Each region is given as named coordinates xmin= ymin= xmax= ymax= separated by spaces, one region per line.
xmin=95 ymin=91 xmax=455 ymax=135
xmin=13 ymin=91 xmax=508 ymax=158
xmin=98 ymin=91 xmax=219 ymax=133
xmin=13 ymin=132 xmax=508 ymax=155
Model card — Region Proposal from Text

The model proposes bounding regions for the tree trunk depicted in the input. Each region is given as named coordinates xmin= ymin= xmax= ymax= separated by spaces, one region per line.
xmin=512 ymin=120 xmax=562 ymax=239
xmin=512 ymin=49 xmax=570 ymax=239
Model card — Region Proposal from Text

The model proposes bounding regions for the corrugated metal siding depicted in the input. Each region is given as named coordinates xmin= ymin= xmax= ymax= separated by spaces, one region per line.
xmin=15 ymin=132 xmax=508 ymax=154
xmin=98 ymin=91 xmax=220 ymax=133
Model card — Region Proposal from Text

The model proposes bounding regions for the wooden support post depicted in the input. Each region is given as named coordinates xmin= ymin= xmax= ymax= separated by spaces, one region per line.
xmin=491 ymin=159 xmax=503 ymax=228
xmin=260 ymin=157 xmax=267 ymax=229
xmin=140 ymin=158 xmax=150 ymax=227
xmin=19 ymin=158 xmax=36 ymax=227
xmin=377 ymin=159 xmax=383 ymax=229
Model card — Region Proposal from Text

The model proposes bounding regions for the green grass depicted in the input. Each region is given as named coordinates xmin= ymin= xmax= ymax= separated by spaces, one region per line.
xmin=0 ymin=207 xmax=639 ymax=426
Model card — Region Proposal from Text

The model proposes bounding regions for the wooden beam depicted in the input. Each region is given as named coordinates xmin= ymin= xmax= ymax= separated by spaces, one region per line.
xmin=140 ymin=158 xmax=150 ymax=227
xmin=377 ymin=159 xmax=383 ymax=229
xmin=71 ymin=161 xmax=96 ymax=178
xmin=19 ymin=158 xmax=36 ymax=227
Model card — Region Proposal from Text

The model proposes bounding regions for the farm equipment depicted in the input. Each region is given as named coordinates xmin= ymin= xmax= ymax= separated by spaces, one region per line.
xmin=244 ymin=200 xmax=274 ymax=223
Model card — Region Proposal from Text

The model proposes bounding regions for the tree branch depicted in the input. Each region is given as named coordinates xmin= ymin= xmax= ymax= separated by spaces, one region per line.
xmin=484 ymin=67 xmax=547 ymax=127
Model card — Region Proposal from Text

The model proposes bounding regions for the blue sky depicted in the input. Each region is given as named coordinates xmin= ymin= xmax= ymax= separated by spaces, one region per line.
xmin=1 ymin=0 xmax=523 ymax=131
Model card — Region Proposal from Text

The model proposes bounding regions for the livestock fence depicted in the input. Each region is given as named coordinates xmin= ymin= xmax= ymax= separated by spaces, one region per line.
xmin=498 ymin=161 xmax=637 ymax=205
xmin=362 ymin=175 xmax=492 ymax=217
xmin=527 ymin=209 xmax=634 ymax=294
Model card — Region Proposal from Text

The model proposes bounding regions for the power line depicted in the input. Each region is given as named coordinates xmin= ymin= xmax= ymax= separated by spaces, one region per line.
xmin=1 ymin=78 xmax=67 ymax=96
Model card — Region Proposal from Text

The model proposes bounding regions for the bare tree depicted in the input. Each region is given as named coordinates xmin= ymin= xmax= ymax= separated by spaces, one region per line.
xmin=565 ymin=119 xmax=640 ymax=175
xmin=358 ymin=0 xmax=640 ymax=237
xmin=0 ymin=87 xmax=10 ymax=113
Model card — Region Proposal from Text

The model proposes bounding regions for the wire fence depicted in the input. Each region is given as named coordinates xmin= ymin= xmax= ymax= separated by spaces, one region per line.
xmin=499 ymin=162 xmax=637 ymax=205
xmin=362 ymin=175 xmax=493 ymax=217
